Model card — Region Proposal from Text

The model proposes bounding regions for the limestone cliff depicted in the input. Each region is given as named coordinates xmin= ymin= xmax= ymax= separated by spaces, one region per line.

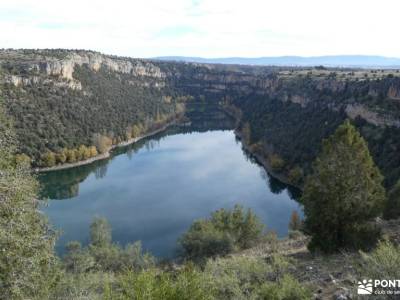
xmin=2 ymin=49 xmax=399 ymax=131
xmin=0 ymin=50 xmax=165 ymax=91
xmin=345 ymin=104 xmax=400 ymax=127
xmin=388 ymin=84 xmax=400 ymax=100
xmin=1 ymin=49 xmax=400 ymax=184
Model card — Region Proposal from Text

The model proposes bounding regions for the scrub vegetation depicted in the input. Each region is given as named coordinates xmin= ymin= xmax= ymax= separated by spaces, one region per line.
xmin=1 ymin=50 xmax=400 ymax=299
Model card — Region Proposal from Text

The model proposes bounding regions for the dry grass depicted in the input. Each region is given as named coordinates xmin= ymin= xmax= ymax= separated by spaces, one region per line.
xmin=278 ymin=68 xmax=400 ymax=82
xmin=232 ymin=218 xmax=400 ymax=299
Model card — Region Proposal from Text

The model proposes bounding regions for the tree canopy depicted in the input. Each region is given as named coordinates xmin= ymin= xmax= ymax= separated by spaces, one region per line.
xmin=0 ymin=103 xmax=59 ymax=299
xmin=384 ymin=180 xmax=400 ymax=220
xmin=302 ymin=120 xmax=386 ymax=252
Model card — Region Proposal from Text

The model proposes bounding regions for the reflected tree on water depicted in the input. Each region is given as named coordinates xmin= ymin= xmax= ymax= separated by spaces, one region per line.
xmin=95 ymin=163 xmax=108 ymax=179
xmin=287 ymin=186 xmax=302 ymax=202
xmin=266 ymin=172 xmax=287 ymax=194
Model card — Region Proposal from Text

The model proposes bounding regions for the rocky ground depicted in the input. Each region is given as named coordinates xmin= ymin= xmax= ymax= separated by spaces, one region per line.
xmin=236 ymin=218 xmax=400 ymax=300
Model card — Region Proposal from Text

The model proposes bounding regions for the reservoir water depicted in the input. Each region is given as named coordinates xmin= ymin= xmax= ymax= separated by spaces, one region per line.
xmin=39 ymin=125 xmax=302 ymax=257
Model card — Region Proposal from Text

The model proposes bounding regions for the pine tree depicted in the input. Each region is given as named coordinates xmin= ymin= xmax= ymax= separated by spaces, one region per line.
xmin=0 ymin=103 xmax=59 ymax=298
xmin=384 ymin=180 xmax=400 ymax=220
xmin=302 ymin=120 xmax=386 ymax=252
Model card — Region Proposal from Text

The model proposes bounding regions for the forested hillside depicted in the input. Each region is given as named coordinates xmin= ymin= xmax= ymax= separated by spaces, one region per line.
xmin=231 ymin=75 xmax=400 ymax=187
xmin=2 ymin=49 xmax=400 ymax=299
xmin=0 ymin=50 xmax=185 ymax=167
xmin=1 ymin=49 xmax=400 ymax=187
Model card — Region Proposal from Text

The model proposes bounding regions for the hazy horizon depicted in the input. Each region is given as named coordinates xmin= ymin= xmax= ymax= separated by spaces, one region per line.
xmin=3 ymin=48 xmax=400 ymax=60
xmin=1 ymin=0 xmax=400 ymax=58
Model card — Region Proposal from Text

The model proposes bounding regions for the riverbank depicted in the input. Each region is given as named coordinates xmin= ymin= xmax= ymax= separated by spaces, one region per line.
xmin=235 ymin=129 xmax=301 ymax=189
xmin=35 ymin=120 xmax=178 ymax=173
xmin=223 ymin=103 xmax=302 ymax=190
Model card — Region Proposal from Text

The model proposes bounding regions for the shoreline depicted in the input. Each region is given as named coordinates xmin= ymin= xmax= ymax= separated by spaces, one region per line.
xmin=223 ymin=104 xmax=302 ymax=190
xmin=234 ymin=129 xmax=302 ymax=190
xmin=35 ymin=120 xmax=177 ymax=173
xmin=36 ymin=110 xmax=301 ymax=191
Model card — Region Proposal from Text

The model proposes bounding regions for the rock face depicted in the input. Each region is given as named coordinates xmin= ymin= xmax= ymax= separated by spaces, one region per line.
xmin=60 ymin=52 xmax=165 ymax=79
xmin=3 ymin=74 xmax=82 ymax=90
xmin=1 ymin=49 xmax=400 ymax=130
xmin=388 ymin=84 xmax=400 ymax=100
xmin=39 ymin=59 xmax=75 ymax=80
xmin=290 ymin=94 xmax=309 ymax=107
xmin=1 ymin=49 xmax=400 ymax=185
xmin=345 ymin=104 xmax=400 ymax=128
xmin=0 ymin=50 xmax=165 ymax=90
xmin=4 ymin=75 xmax=40 ymax=87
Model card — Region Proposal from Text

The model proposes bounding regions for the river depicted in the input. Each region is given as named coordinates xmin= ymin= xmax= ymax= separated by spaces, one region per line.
xmin=39 ymin=117 xmax=302 ymax=258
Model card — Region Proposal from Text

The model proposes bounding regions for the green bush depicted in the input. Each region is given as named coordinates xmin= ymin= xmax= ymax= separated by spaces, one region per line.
xmin=63 ymin=217 xmax=155 ymax=273
xmin=204 ymin=256 xmax=271 ymax=299
xmin=108 ymin=265 xmax=215 ymax=300
xmin=204 ymin=254 xmax=309 ymax=300
xmin=179 ymin=205 xmax=264 ymax=261
xmin=119 ymin=241 xmax=156 ymax=271
xmin=179 ymin=220 xmax=236 ymax=262
xmin=358 ymin=239 xmax=400 ymax=279
xmin=51 ymin=271 xmax=113 ymax=300
xmin=257 ymin=274 xmax=312 ymax=300
xmin=90 ymin=217 xmax=112 ymax=247
xmin=63 ymin=241 xmax=95 ymax=274
xmin=266 ymin=254 xmax=292 ymax=281
xmin=89 ymin=242 xmax=122 ymax=272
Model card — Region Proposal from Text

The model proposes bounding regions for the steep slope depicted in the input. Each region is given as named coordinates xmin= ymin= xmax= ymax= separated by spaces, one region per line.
xmin=1 ymin=49 xmax=400 ymax=187
xmin=0 ymin=49 xmax=184 ymax=166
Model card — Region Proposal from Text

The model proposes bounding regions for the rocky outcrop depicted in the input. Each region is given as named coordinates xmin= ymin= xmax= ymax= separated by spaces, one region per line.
xmin=1 ymin=49 xmax=400 ymax=130
xmin=290 ymin=94 xmax=309 ymax=107
xmin=3 ymin=75 xmax=40 ymax=87
xmin=2 ymin=74 xmax=82 ymax=90
xmin=0 ymin=50 xmax=166 ymax=90
xmin=345 ymin=104 xmax=400 ymax=127
xmin=388 ymin=84 xmax=400 ymax=100
xmin=39 ymin=59 xmax=75 ymax=80
xmin=61 ymin=52 xmax=165 ymax=79
xmin=316 ymin=79 xmax=346 ymax=92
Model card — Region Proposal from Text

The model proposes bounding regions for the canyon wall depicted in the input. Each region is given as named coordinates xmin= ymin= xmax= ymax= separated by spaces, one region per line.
xmin=1 ymin=49 xmax=400 ymax=185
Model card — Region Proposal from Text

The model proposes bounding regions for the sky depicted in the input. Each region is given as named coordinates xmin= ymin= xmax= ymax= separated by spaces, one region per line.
xmin=1 ymin=0 xmax=400 ymax=58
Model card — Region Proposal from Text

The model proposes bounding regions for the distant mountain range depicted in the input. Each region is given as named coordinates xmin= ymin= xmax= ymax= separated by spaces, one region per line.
xmin=154 ymin=55 xmax=400 ymax=68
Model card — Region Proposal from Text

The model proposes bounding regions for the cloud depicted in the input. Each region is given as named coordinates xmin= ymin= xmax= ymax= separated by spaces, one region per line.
xmin=154 ymin=26 xmax=199 ymax=39
xmin=0 ymin=0 xmax=399 ymax=58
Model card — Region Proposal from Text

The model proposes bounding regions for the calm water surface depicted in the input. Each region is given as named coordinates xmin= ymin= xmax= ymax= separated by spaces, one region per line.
xmin=39 ymin=127 xmax=302 ymax=257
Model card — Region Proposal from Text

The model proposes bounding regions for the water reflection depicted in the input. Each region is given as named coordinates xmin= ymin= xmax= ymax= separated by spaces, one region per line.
xmin=38 ymin=104 xmax=302 ymax=257
xmin=39 ymin=104 xmax=237 ymax=200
